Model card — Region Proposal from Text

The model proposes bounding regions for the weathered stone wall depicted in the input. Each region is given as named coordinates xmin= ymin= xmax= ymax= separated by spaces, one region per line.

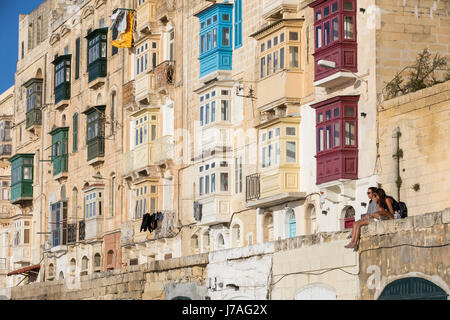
xmin=358 ymin=209 xmax=450 ymax=300
xmin=378 ymin=81 xmax=450 ymax=215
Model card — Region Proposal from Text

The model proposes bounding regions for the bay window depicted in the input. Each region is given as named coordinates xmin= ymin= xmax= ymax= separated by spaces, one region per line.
xmin=312 ymin=95 xmax=359 ymax=184
xmin=52 ymin=55 xmax=71 ymax=104
xmin=85 ymin=28 xmax=108 ymax=82
xmin=199 ymin=88 xmax=230 ymax=127
xmin=310 ymin=0 xmax=358 ymax=82
xmin=24 ymin=78 xmax=43 ymax=129
xmin=136 ymin=42 xmax=149 ymax=76
xmin=83 ymin=106 xmax=106 ymax=161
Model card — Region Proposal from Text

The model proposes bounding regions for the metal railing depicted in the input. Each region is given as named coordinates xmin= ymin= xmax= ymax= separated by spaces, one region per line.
xmin=154 ymin=60 xmax=175 ymax=88
xmin=67 ymin=223 xmax=77 ymax=244
xmin=246 ymin=173 xmax=261 ymax=202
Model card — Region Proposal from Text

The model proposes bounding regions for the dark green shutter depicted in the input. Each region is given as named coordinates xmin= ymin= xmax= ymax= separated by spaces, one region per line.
xmin=73 ymin=113 xmax=78 ymax=152
xmin=75 ymin=38 xmax=80 ymax=79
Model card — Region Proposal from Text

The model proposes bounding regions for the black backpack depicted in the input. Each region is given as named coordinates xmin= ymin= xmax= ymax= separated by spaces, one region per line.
xmin=387 ymin=196 xmax=408 ymax=219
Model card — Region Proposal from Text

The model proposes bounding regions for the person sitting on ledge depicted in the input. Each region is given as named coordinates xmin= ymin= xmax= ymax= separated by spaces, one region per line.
xmin=345 ymin=188 xmax=394 ymax=250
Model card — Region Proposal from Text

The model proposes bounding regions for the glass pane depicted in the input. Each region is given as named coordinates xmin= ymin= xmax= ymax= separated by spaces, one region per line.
xmin=332 ymin=2 xmax=338 ymax=12
xmin=289 ymin=32 xmax=299 ymax=41
xmin=334 ymin=122 xmax=340 ymax=147
xmin=220 ymin=173 xmax=229 ymax=191
xmin=274 ymin=51 xmax=278 ymax=73
xmin=268 ymin=144 xmax=273 ymax=166
xmin=324 ymin=21 xmax=330 ymax=46
xmin=274 ymin=36 xmax=278 ymax=46
xmin=326 ymin=126 xmax=332 ymax=149
xmin=345 ymin=106 xmax=355 ymax=117
xmin=286 ymin=141 xmax=296 ymax=163
xmin=267 ymin=53 xmax=272 ymax=76
xmin=318 ymin=128 xmax=324 ymax=152
xmin=344 ymin=1 xmax=353 ymax=10
xmin=200 ymin=35 xmax=205 ymax=54
xmin=205 ymin=104 xmax=210 ymax=124
xmin=316 ymin=26 xmax=322 ymax=48
xmin=333 ymin=18 xmax=339 ymax=41
xmin=286 ymin=127 xmax=296 ymax=136
xmin=324 ymin=6 xmax=330 ymax=17
xmin=289 ymin=46 xmax=299 ymax=68
xmin=280 ymin=33 xmax=284 ymax=42
xmin=222 ymin=27 xmax=230 ymax=46
xmin=207 ymin=32 xmax=211 ymax=50
xmin=345 ymin=122 xmax=356 ymax=145
xmin=344 ymin=17 xmax=354 ymax=39
xmin=262 ymin=147 xmax=266 ymax=168
xmin=280 ymin=47 xmax=285 ymax=69
xmin=326 ymin=110 xmax=331 ymax=120
xmin=260 ymin=57 xmax=265 ymax=78
xmin=24 ymin=167 xmax=32 ymax=180
xmin=318 ymin=113 xmax=323 ymax=123
xmin=221 ymin=100 xmax=229 ymax=121
xmin=315 ymin=10 xmax=322 ymax=21
xmin=334 ymin=107 xmax=339 ymax=118
xmin=151 ymin=125 xmax=156 ymax=141
xmin=211 ymin=173 xmax=215 ymax=192
xmin=267 ymin=39 xmax=272 ymax=49
xmin=213 ymin=29 xmax=217 ymax=47
xmin=261 ymin=43 xmax=265 ymax=52
xmin=200 ymin=106 xmax=204 ymax=126
xmin=211 ymin=101 xmax=215 ymax=122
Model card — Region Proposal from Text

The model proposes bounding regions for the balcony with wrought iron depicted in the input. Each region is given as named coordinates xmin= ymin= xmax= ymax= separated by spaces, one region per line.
xmin=154 ymin=60 xmax=175 ymax=94
xmin=136 ymin=0 xmax=158 ymax=36
xmin=153 ymin=135 xmax=174 ymax=165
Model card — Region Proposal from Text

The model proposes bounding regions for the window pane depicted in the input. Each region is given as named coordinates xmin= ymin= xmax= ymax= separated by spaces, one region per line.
xmin=318 ymin=128 xmax=324 ymax=152
xmin=289 ymin=46 xmax=299 ymax=68
xmin=280 ymin=47 xmax=285 ymax=69
xmin=220 ymin=173 xmax=229 ymax=191
xmin=267 ymin=53 xmax=272 ymax=76
xmin=211 ymin=173 xmax=215 ymax=192
xmin=315 ymin=10 xmax=322 ymax=21
xmin=316 ymin=26 xmax=322 ymax=48
xmin=268 ymin=144 xmax=273 ymax=167
xmin=332 ymin=18 xmax=339 ymax=41
xmin=280 ymin=33 xmax=284 ymax=42
xmin=273 ymin=51 xmax=278 ymax=73
xmin=326 ymin=126 xmax=332 ymax=149
xmin=24 ymin=167 xmax=32 ymax=180
xmin=345 ymin=106 xmax=355 ymax=117
xmin=205 ymin=175 xmax=210 ymax=194
xmin=334 ymin=107 xmax=339 ymax=118
xmin=200 ymin=106 xmax=204 ymax=126
xmin=286 ymin=127 xmax=296 ymax=136
xmin=211 ymin=101 xmax=216 ymax=122
xmin=199 ymin=177 xmax=203 ymax=195
xmin=345 ymin=122 xmax=356 ymax=145
xmin=324 ymin=21 xmax=330 ymax=46
xmin=289 ymin=32 xmax=299 ymax=41
xmin=326 ymin=110 xmax=331 ymax=120
xmin=344 ymin=1 xmax=353 ymax=10
xmin=344 ymin=17 xmax=354 ymax=39
xmin=221 ymin=100 xmax=229 ymax=121
xmin=207 ymin=32 xmax=211 ymax=50
xmin=267 ymin=39 xmax=272 ymax=49
xmin=324 ymin=6 xmax=330 ymax=17
xmin=334 ymin=122 xmax=340 ymax=147
xmin=205 ymin=104 xmax=210 ymax=124
xmin=274 ymin=36 xmax=278 ymax=46
xmin=213 ymin=29 xmax=217 ymax=47
xmin=260 ymin=57 xmax=265 ymax=78
xmin=222 ymin=27 xmax=230 ymax=46
xmin=286 ymin=141 xmax=296 ymax=163
xmin=151 ymin=125 xmax=156 ymax=141
xmin=332 ymin=2 xmax=338 ymax=12
xmin=262 ymin=147 xmax=266 ymax=168
xmin=275 ymin=142 xmax=280 ymax=164
xmin=261 ymin=43 xmax=265 ymax=52
xmin=318 ymin=113 xmax=323 ymax=123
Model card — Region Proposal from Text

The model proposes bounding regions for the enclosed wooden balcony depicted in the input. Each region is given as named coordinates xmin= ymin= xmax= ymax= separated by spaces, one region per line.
xmin=197 ymin=194 xmax=231 ymax=226
xmin=136 ymin=0 xmax=157 ymax=35
xmin=12 ymin=245 xmax=31 ymax=264
xmin=122 ymin=143 xmax=158 ymax=180
xmin=153 ymin=135 xmax=174 ymax=165
xmin=262 ymin=0 xmax=299 ymax=19
xmin=135 ymin=72 xmax=155 ymax=105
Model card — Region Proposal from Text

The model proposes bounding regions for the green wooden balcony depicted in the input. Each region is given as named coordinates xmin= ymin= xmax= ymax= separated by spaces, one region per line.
xmin=87 ymin=137 xmax=105 ymax=161
xmin=50 ymin=127 xmax=69 ymax=178
xmin=86 ymin=28 xmax=108 ymax=86
xmin=9 ymin=154 xmax=34 ymax=205
xmin=26 ymin=108 xmax=42 ymax=129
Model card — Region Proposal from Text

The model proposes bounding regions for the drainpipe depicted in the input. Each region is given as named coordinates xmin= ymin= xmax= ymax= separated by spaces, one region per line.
xmin=392 ymin=127 xmax=401 ymax=201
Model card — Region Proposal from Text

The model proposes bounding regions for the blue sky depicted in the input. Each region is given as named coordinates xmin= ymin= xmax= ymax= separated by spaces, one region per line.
xmin=0 ymin=1 xmax=44 ymax=94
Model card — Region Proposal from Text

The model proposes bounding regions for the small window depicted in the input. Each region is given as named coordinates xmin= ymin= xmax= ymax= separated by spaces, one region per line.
xmin=286 ymin=127 xmax=296 ymax=136
xmin=274 ymin=36 xmax=278 ymax=46
xmin=334 ymin=107 xmax=340 ymax=118
xmin=261 ymin=43 xmax=265 ymax=52
xmin=315 ymin=10 xmax=322 ymax=21
xmin=289 ymin=32 xmax=299 ymax=41
xmin=286 ymin=141 xmax=297 ymax=163
xmin=332 ymin=2 xmax=339 ymax=12
xmin=222 ymin=27 xmax=230 ymax=46
xmin=344 ymin=1 xmax=354 ymax=10
xmin=213 ymin=15 xmax=218 ymax=23
xmin=326 ymin=110 xmax=331 ymax=120
xmin=262 ymin=132 xmax=266 ymax=142
xmin=267 ymin=39 xmax=272 ymax=49
xmin=280 ymin=33 xmax=285 ymax=43
xmin=207 ymin=18 xmax=211 ymax=26
xmin=324 ymin=6 xmax=330 ymax=17
xmin=222 ymin=14 xmax=230 ymax=21
xmin=344 ymin=17 xmax=354 ymax=39
xmin=344 ymin=106 xmax=355 ymax=117
xmin=275 ymin=128 xmax=280 ymax=137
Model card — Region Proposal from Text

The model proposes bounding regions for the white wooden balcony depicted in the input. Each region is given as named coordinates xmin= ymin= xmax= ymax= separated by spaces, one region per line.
xmin=262 ymin=0 xmax=298 ymax=19
xmin=153 ymin=135 xmax=174 ymax=164
xmin=85 ymin=216 xmax=103 ymax=241
xmin=122 ymin=143 xmax=155 ymax=178
xmin=12 ymin=245 xmax=31 ymax=264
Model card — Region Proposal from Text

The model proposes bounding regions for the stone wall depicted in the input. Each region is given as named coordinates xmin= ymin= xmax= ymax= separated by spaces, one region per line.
xmin=378 ymin=81 xmax=450 ymax=215
xmin=358 ymin=209 xmax=450 ymax=300
xmin=7 ymin=209 xmax=449 ymax=300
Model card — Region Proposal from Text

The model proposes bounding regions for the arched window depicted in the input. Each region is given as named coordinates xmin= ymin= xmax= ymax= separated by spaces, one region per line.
xmin=231 ymin=224 xmax=241 ymax=247
xmin=110 ymin=91 xmax=116 ymax=135
xmin=306 ymin=205 xmax=317 ymax=235
xmin=70 ymin=258 xmax=76 ymax=275
xmin=343 ymin=206 xmax=355 ymax=229
xmin=263 ymin=213 xmax=274 ymax=243
xmin=97 ymin=93 xmax=102 ymax=105
xmin=285 ymin=208 xmax=296 ymax=238
xmin=72 ymin=188 xmax=78 ymax=218
xmin=62 ymin=114 xmax=66 ymax=126
xmin=191 ymin=234 xmax=199 ymax=254
xmin=202 ymin=231 xmax=210 ymax=252
xmin=217 ymin=233 xmax=225 ymax=249
xmin=107 ymin=250 xmax=114 ymax=266
xmin=59 ymin=271 xmax=64 ymax=280
xmin=48 ymin=263 xmax=55 ymax=279
xmin=81 ymin=256 xmax=89 ymax=276
xmin=94 ymin=253 xmax=101 ymax=272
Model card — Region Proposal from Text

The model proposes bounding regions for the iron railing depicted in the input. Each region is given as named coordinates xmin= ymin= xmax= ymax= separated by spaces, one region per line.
xmin=67 ymin=223 xmax=77 ymax=243
xmin=154 ymin=60 xmax=175 ymax=88
xmin=79 ymin=220 xmax=85 ymax=241
xmin=246 ymin=173 xmax=260 ymax=202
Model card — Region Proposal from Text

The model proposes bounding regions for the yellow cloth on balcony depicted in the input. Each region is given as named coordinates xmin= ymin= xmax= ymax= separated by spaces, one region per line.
xmin=112 ymin=11 xmax=134 ymax=49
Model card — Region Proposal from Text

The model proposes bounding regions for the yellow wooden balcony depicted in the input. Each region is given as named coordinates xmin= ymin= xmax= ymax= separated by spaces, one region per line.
xmin=136 ymin=0 xmax=157 ymax=35
xmin=257 ymin=70 xmax=302 ymax=112
xmin=122 ymin=143 xmax=155 ymax=178
xmin=12 ymin=245 xmax=31 ymax=264
xmin=135 ymin=72 xmax=155 ymax=105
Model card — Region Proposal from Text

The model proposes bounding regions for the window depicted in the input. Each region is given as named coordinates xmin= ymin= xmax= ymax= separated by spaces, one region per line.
xmin=72 ymin=113 xmax=78 ymax=152
xmin=344 ymin=16 xmax=354 ymax=39
xmin=110 ymin=175 xmax=116 ymax=216
xmin=267 ymin=53 xmax=272 ymax=76
xmin=85 ymin=190 xmax=103 ymax=218
xmin=235 ymin=157 xmax=242 ymax=193
xmin=286 ymin=141 xmax=297 ymax=163
xmin=221 ymin=100 xmax=229 ymax=121
xmin=134 ymin=115 xmax=149 ymax=147
xmin=220 ymin=173 xmax=229 ymax=191
xmin=222 ymin=27 xmax=230 ymax=46
xmin=260 ymin=57 xmax=265 ymax=78
xmin=289 ymin=46 xmax=299 ymax=68
xmin=289 ymin=32 xmax=299 ymax=41
xmin=169 ymin=29 xmax=174 ymax=61
xmin=136 ymin=42 xmax=149 ymax=75
xmin=110 ymin=92 xmax=116 ymax=135
xmin=112 ymin=24 xmax=119 ymax=56
xmin=75 ymin=38 xmax=80 ymax=79
xmin=135 ymin=183 xmax=155 ymax=218
xmin=51 ymin=201 xmax=68 ymax=247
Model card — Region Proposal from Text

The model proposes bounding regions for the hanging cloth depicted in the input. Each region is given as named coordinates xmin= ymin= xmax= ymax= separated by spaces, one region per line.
xmin=112 ymin=11 xmax=135 ymax=48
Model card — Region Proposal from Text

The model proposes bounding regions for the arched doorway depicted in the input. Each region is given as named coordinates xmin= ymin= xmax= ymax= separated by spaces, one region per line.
xmin=295 ymin=283 xmax=337 ymax=300
xmin=379 ymin=277 xmax=448 ymax=300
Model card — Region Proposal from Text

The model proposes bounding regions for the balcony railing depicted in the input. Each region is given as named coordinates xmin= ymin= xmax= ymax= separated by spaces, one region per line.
xmin=154 ymin=60 xmax=175 ymax=89
xmin=155 ymin=210 xmax=176 ymax=239
xmin=246 ymin=173 xmax=261 ymax=202
xmin=26 ymin=108 xmax=42 ymax=129
xmin=79 ymin=220 xmax=85 ymax=241
xmin=67 ymin=223 xmax=77 ymax=244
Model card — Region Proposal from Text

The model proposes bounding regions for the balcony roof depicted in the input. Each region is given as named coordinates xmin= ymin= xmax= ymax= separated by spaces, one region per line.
xmin=250 ymin=19 xmax=304 ymax=39
xmin=7 ymin=264 xmax=40 ymax=276
xmin=247 ymin=192 xmax=307 ymax=209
